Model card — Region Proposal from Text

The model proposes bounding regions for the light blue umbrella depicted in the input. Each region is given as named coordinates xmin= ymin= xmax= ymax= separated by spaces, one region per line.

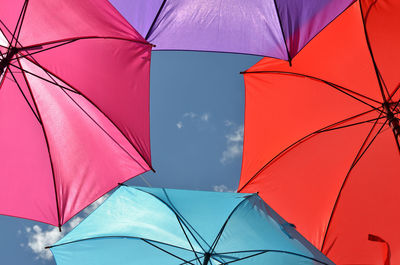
xmin=48 ymin=186 xmax=334 ymax=265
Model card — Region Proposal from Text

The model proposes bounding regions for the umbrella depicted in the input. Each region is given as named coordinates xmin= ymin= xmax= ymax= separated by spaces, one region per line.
xmin=238 ymin=0 xmax=399 ymax=264
xmin=48 ymin=185 xmax=334 ymax=265
xmin=109 ymin=0 xmax=355 ymax=62
xmin=0 ymin=0 xmax=153 ymax=228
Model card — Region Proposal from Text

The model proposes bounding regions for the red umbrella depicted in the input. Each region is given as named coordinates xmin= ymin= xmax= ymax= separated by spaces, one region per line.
xmin=0 ymin=0 xmax=153 ymax=228
xmin=239 ymin=1 xmax=399 ymax=264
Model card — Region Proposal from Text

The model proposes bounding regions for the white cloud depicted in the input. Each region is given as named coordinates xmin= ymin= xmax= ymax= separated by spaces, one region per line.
xmin=200 ymin=113 xmax=209 ymax=121
xmin=178 ymin=112 xmax=210 ymax=129
xmin=220 ymin=124 xmax=244 ymax=164
xmin=224 ymin=120 xmax=234 ymax=127
xmin=213 ymin=185 xmax=234 ymax=193
xmin=183 ymin=112 xmax=197 ymax=119
xmin=24 ymin=194 xmax=108 ymax=260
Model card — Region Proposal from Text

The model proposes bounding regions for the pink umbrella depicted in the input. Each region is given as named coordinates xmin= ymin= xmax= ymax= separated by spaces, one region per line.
xmin=0 ymin=0 xmax=153 ymax=229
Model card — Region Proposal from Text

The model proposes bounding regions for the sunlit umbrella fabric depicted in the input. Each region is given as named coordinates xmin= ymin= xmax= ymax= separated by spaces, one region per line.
xmin=0 ymin=0 xmax=152 ymax=228
xmin=49 ymin=186 xmax=334 ymax=265
xmin=110 ymin=0 xmax=354 ymax=61
xmin=239 ymin=1 xmax=400 ymax=264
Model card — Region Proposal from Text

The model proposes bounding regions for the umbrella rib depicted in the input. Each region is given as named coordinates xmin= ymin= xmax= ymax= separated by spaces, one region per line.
xmin=317 ymin=114 xmax=386 ymax=133
xmin=358 ymin=2 xmax=388 ymax=102
xmin=238 ymin=107 xmax=379 ymax=192
xmin=15 ymin=57 xmax=62 ymax=229
xmin=241 ymin=70 xmax=381 ymax=107
xmin=145 ymin=0 xmax=167 ymax=41
xmin=7 ymin=0 xmax=27 ymax=54
xmin=161 ymin=188 xmax=211 ymax=251
xmin=208 ymin=194 xmax=256 ymax=254
xmin=13 ymin=0 xmax=28 ymax=49
xmin=320 ymin=111 xmax=387 ymax=252
xmin=10 ymin=58 xmax=154 ymax=171
xmin=175 ymin=216 xmax=203 ymax=265
xmin=136 ymin=188 xmax=209 ymax=253
xmin=213 ymin=250 xmax=331 ymax=265
xmin=7 ymin=67 xmax=41 ymax=123
xmin=13 ymin=59 xmax=148 ymax=172
xmin=142 ymin=239 xmax=197 ymax=265
xmin=272 ymin=0 xmax=292 ymax=64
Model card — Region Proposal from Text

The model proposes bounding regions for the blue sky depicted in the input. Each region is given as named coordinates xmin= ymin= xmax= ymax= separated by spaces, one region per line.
xmin=0 ymin=51 xmax=260 ymax=264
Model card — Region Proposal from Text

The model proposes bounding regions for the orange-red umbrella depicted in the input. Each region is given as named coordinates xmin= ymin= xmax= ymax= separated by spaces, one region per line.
xmin=238 ymin=1 xmax=399 ymax=264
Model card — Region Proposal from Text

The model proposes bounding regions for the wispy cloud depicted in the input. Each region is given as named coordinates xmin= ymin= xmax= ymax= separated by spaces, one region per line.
xmin=176 ymin=121 xmax=183 ymax=129
xmin=177 ymin=112 xmax=210 ymax=129
xmin=220 ymin=121 xmax=244 ymax=164
xmin=24 ymin=194 xmax=108 ymax=260
xmin=213 ymin=185 xmax=235 ymax=193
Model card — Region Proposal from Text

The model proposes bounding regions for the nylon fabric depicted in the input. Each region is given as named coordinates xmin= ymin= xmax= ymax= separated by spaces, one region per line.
xmin=0 ymin=0 xmax=152 ymax=226
xmin=239 ymin=1 xmax=400 ymax=264
xmin=51 ymin=186 xmax=334 ymax=265
xmin=110 ymin=0 xmax=353 ymax=59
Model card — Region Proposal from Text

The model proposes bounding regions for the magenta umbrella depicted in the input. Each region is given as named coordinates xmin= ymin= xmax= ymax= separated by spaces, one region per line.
xmin=0 ymin=0 xmax=153 ymax=229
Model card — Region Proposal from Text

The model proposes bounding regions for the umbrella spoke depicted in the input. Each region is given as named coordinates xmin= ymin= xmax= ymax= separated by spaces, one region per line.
xmin=239 ymin=107 xmax=380 ymax=192
xmin=241 ymin=70 xmax=382 ymax=107
xmin=7 ymin=67 xmax=41 ymax=123
xmin=142 ymin=239 xmax=198 ymax=265
xmin=162 ymin=189 xmax=211 ymax=251
xmin=213 ymin=250 xmax=330 ymax=265
xmin=8 ymin=0 xmax=28 ymax=51
xmin=317 ymin=114 xmax=385 ymax=133
xmin=321 ymin=112 xmax=388 ymax=251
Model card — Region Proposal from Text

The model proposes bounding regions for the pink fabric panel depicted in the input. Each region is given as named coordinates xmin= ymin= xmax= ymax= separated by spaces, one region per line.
xmin=29 ymin=38 xmax=152 ymax=166
xmin=0 ymin=72 xmax=58 ymax=225
xmin=0 ymin=0 xmax=25 ymax=45
xmin=20 ymin=58 xmax=150 ymax=225
xmin=17 ymin=0 xmax=144 ymax=47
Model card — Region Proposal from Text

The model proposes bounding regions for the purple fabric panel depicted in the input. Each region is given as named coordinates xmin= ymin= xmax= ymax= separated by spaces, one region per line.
xmin=147 ymin=0 xmax=287 ymax=59
xmin=109 ymin=0 xmax=163 ymax=38
xmin=276 ymin=0 xmax=354 ymax=58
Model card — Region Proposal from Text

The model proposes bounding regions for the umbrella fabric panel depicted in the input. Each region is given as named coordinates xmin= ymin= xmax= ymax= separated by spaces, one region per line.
xmin=108 ymin=0 xmax=163 ymax=38
xmin=0 ymin=73 xmax=57 ymax=225
xmin=359 ymin=0 xmax=400 ymax=96
xmin=51 ymin=238 xmax=199 ymax=265
xmin=322 ymin=129 xmax=400 ymax=264
xmin=52 ymin=186 xmax=334 ymax=265
xmin=19 ymin=58 xmax=150 ymax=225
xmin=239 ymin=112 xmax=378 ymax=249
xmin=275 ymin=0 xmax=355 ymax=59
xmin=136 ymin=187 xmax=251 ymax=250
xmin=214 ymin=195 xmax=334 ymax=265
xmin=56 ymin=187 xmax=202 ymax=252
xmin=246 ymin=1 xmax=382 ymax=103
xmin=239 ymin=70 xmax=375 ymax=195
xmin=26 ymin=38 xmax=153 ymax=166
xmin=9 ymin=0 xmax=145 ymax=48
xmin=111 ymin=0 xmax=353 ymax=59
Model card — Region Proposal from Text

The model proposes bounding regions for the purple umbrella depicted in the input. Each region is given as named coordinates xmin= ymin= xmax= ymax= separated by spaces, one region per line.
xmin=110 ymin=0 xmax=354 ymax=62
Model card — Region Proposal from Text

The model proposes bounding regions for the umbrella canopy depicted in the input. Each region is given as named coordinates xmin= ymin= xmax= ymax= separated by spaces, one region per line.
xmin=239 ymin=0 xmax=400 ymax=264
xmin=109 ymin=0 xmax=354 ymax=61
xmin=48 ymin=185 xmax=334 ymax=265
xmin=0 ymin=0 xmax=153 ymax=228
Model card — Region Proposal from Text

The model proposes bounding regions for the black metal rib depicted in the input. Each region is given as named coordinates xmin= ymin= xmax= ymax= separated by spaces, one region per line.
xmin=272 ymin=0 xmax=292 ymax=65
xmin=320 ymin=111 xmax=387 ymax=252
xmin=241 ymin=70 xmax=381 ymax=108
xmin=8 ymin=0 xmax=27 ymax=53
xmin=16 ymin=57 xmax=62 ymax=229
xmin=213 ymin=249 xmax=331 ymax=265
xmin=10 ymin=58 xmax=153 ymax=171
xmin=238 ymin=107 xmax=379 ymax=192
xmin=135 ymin=188 xmax=208 ymax=254
xmin=143 ymin=239 xmax=197 ymax=265
xmin=13 ymin=0 xmax=28 ymax=49
xmin=7 ymin=67 xmax=41 ymax=122
xmin=358 ymin=1 xmax=388 ymax=102
xmin=209 ymin=195 xmax=256 ymax=253
xmin=145 ymin=0 xmax=167 ymax=40
xmin=162 ymin=189 xmax=211 ymax=251
xmin=176 ymin=216 xmax=202 ymax=265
